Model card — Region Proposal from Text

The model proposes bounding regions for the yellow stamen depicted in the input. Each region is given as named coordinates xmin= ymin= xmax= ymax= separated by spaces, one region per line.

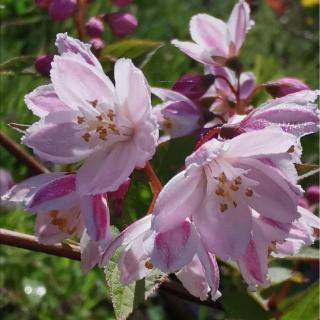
xmin=234 ymin=176 xmax=242 ymax=185
xmin=82 ymin=132 xmax=91 ymax=142
xmin=245 ymin=188 xmax=254 ymax=197
xmin=77 ymin=116 xmax=85 ymax=124
xmin=220 ymin=203 xmax=228 ymax=212
xmin=144 ymin=260 xmax=154 ymax=269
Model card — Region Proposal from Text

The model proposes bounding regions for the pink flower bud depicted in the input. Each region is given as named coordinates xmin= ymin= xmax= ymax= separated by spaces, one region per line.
xmin=34 ymin=0 xmax=51 ymax=8
xmin=85 ymin=17 xmax=104 ymax=38
xmin=104 ymin=12 xmax=138 ymax=38
xmin=265 ymin=77 xmax=310 ymax=98
xmin=172 ymin=74 xmax=215 ymax=100
xmin=298 ymin=197 xmax=309 ymax=209
xmin=34 ymin=55 xmax=54 ymax=76
xmin=112 ymin=0 xmax=132 ymax=6
xmin=306 ymin=185 xmax=320 ymax=206
xmin=48 ymin=0 xmax=76 ymax=21
xmin=90 ymin=38 xmax=105 ymax=50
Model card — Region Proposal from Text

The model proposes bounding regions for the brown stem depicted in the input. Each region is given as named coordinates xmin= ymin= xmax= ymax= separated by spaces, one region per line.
xmin=0 ymin=131 xmax=49 ymax=175
xmin=143 ymin=161 xmax=163 ymax=213
xmin=74 ymin=0 xmax=87 ymax=40
xmin=0 ymin=228 xmax=80 ymax=260
xmin=0 ymin=228 xmax=218 ymax=308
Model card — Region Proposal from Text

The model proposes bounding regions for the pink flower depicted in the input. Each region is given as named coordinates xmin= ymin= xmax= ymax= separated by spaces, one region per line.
xmin=100 ymin=215 xmax=221 ymax=301
xmin=265 ymin=77 xmax=310 ymax=98
xmin=221 ymin=90 xmax=320 ymax=138
xmin=206 ymin=65 xmax=255 ymax=103
xmin=22 ymin=34 xmax=158 ymax=195
xmin=152 ymin=127 xmax=301 ymax=261
xmin=238 ymin=206 xmax=319 ymax=289
xmin=2 ymin=172 xmax=111 ymax=271
xmin=104 ymin=12 xmax=138 ymax=38
xmin=90 ymin=38 xmax=105 ymax=50
xmin=152 ymin=88 xmax=201 ymax=142
xmin=172 ymin=0 xmax=253 ymax=65
xmin=0 ymin=168 xmax=14 ymax=197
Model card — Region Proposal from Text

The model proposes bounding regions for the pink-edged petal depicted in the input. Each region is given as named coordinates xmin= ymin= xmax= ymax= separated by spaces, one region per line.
xmin=1 ymin=172 xmax=65 ymax=206
xmin=100 ymin=215 xmax=152 ymax=266
xmin=55 ymin=33 xmax=102 ymax=69
xmin=76 ymin=142 xmax=136 ymax=195
xmin=239 ymin=72 xmax=255 ymax=99
xmin=238 ymin=158 xmax=300 ymax=222
xmin=131 ymin=113 xmax=158 ymax=168
xmin=24 ymin=84 xmax=70 ymax=117
xmin=237 ymin=237 xmax=269 ymax=289
xmin=51 ymin=53 xmax=115 ymax=110
xmin=80 ymin=194 xmax=110 ymax=241
xmin=114 ymin=58 xmax=151 ymax=124
xmin=151 ymin=219 xmax=198 ymax=273
xmin=151 ymin=87 xmax=193 ymax=104
xmin=152 ymin=169 xmax=205 ymax=232
xmin=22 ymin=110 xmax=95 ymax=163
xmin=207 ymin=65 xmax=234 ymax=96
xmin=227 ymin=0 xmax=252 ymax=52
xmin=298 ymin=206 xmax=320 ymax=229
xmin=35 ymin=212 xmax=69 ymax=244
xmin=243 ymin=90 xmax=320 ymax=137
xmin=176 ymin=254 xmax=210 ymax=301
xmin=118 ymin=233 xmax=152 ymax=284
xmin=224 ymin=127 xmax=296 ymax=158
xmin=80 ymin=230 xmax=100 ymax=272
xmin=171 ymin=40 xmax=214 ymax=65
xmin=28 ymin=173 xmax=77 ymax=212
xmin=195 ymin=201 xmax=252 ymax=260
xmin=197 ymin=242 xmax=221 ymax=300
xmin=190 ymin=14 xmax=229 ymax=57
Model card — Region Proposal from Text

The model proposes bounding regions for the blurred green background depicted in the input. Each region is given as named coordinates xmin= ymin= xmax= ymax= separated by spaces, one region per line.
xmin=0 ymin=0 xmax=319 ymax=319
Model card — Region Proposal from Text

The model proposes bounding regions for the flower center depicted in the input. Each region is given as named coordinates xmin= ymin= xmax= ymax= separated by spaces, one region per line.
xmin=214 ymin=172 xmax=254 ymax=213
xmin=50 ymin=209 xmax=80 ymax=235
xmin=76 ymin=100 xmax=122 ymax=143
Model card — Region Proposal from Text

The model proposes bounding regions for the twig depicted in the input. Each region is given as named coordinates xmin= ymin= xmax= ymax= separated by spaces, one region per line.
xmin=142 ymin=161 xmax=163 ymax=213
xmin=0 ymin=131 xmax=49 ymax=174
xmin=0 ymin=228 xmax=80 ymax=260
xmin=74 ymin=0 xmax=87 ymax=40
xmin=0 ymin=227 xmax=217 ymax=308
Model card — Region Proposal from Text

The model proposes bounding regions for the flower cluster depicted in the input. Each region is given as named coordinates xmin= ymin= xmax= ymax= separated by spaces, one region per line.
xmin=3 ymin=0 xmax=320 ymax=303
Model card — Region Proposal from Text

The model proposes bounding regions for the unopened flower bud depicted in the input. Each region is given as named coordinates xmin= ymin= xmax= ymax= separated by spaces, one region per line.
xmin=306 ymin=185 xmax=320 ymax=206
xmin=34 ymin=0 xmax=51 ymax=8
xmin=85 ymin=16 xmax=104 ymax=38
xmin=112 ymin=0 xmax=132 ymax=6
xmin=104 ymin=12 xmax=138 ymax=37
xmin=48 ymin=0 xmax=76 ymax=21
xmin=34 ymin=54 xmax=53 ymax=76
xmin=265 ymin=77 xmax=310 ymax=98
xmin=90 ymin=38 xmax=105 ymax=50
xmin=172 ymin=74 xmax=215 ymax=100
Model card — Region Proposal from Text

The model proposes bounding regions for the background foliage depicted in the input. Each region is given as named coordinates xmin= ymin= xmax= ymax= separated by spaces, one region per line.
xmin=0 ymin=0 xmax=319 ymax=319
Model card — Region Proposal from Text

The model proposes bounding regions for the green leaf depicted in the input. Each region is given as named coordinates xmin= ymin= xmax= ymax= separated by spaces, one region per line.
xmin=0 ymin=55 xmax=36 ymax=75
xmin=268 ymin=267 xmax=293 ymax=285
xmin=296 ymin=163 xmax=320 ymax=181
xmin=100 ymin=39 xmax=163 ymax=70
xmin=105 ymin=250 xmax=163 ymax=320
xmin=220 ymin=289 xmax=273 ymax=320
xmin=282 ymin=282 xmax=319 ymax=320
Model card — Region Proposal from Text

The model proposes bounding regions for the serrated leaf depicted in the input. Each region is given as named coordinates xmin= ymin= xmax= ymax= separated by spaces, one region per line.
xmin=296 ymin=163 xmax=320 ymax=181
xmin=0 ymin=55 xmax=36 ymax=75
xmin=100 ymin=39 xmax=163 ymax=71
xmin=281 ymin=282 xmax=319 ymax=320
xmin=105 ymin=250 xmax=163 ymax=320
